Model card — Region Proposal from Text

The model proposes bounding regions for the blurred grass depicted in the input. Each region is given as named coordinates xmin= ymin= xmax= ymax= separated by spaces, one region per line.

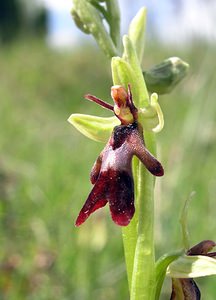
xmin=0 ymin=38 xmax=216 ymax=299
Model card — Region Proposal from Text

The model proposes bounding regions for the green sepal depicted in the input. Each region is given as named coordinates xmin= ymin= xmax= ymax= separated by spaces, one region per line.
xmin=72 ymin=0 xmax=117 ymax=58
xmin=155 ymin=251 xmax=183 ymax=300
xmin=143 ymin=57 xmax=189 ymax=95
xmin=128 ymin=7 xmax=147 ymax=63
xmin=167 ymin=255 xmax=216 ymax=278
xmin=68 ymin=113 xmax=119 ymax=142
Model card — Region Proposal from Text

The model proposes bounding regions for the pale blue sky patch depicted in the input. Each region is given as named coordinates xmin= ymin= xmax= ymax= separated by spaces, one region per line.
xmin=36 ymin=0 xmax=216 ymax=48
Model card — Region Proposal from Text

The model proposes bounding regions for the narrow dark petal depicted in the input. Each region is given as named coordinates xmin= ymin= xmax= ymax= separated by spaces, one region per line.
xmin=138 ymin=148 xmax=164 ymax=177
xmin=106 ymin=170 xmax=135 ymax=226
xmin=127 ymin=84 xmax=138 ymax=120
xmin=85 ymin=94 xmax=114 ymax=111
xmin=187 ymin=240 xmax=216 ymax=256
xmin=75 ymin=178 xmax=108 ymax=226
xmin=170 ymin=278 xmax=201 ymax=300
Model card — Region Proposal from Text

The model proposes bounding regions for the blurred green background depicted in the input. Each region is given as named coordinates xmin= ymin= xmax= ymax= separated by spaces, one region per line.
xmin=0 ymin=1 xmax=216 ymax=300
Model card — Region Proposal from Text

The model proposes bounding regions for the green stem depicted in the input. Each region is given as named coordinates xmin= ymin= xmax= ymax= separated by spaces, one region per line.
xmin=105 ymin=0 xmax=121 ymax=51
xmin=123 ymin=131 xmax=157 ymax=299
xmin=91 ymin=1 xmax=109 ymax=22
xmin=72 ymin=0 xmax=118 ymax=58
xmin=111 ymin=10 xmax=159 ymax=299
xmin=121 ymin=114 xmax=157 ymax=300
xmin=130 ymin=132 xmax=156 ymax=299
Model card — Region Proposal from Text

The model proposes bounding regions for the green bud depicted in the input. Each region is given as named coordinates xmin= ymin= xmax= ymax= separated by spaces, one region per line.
xmin=68 ymin=113 xmax=119 ymax=143
xmin=72 ymin=0 xmax=117 ymax=58
xmin=143 ymin=57 xmax=189 ymax=95
xmin=167 ymin=255 xmax=216 ymax=278
xmin=71 ymin=9 xmax=91 ymax=34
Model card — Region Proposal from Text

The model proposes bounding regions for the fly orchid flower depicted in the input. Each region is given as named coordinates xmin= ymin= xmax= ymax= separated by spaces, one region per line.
xmin=75 ymin=85 xmax=164 ymax=227
xmin=170 ymin=240 xmax=216 ymax=300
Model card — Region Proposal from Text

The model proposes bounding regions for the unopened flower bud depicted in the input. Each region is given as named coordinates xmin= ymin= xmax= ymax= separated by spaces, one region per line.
xmin=143 ymin=57 xmax=189 ymax=95
xmin=71 ymin=9 xmax=91 ymax=34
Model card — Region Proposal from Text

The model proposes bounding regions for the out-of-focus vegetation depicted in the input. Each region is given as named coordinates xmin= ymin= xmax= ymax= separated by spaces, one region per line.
xmin=0 ymin=0 xmax=47 ymax=44
xmin=0 ymin=38 xmax=216 ymax=300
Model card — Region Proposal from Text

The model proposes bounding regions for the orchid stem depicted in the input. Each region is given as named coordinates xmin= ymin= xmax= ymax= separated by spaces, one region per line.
xmin=130 ymin=131 xmax=156 ymax=300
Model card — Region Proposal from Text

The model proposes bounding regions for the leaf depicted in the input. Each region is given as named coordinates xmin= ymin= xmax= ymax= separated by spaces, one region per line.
xmin=68 ymin=113 xmax=119 ymax=142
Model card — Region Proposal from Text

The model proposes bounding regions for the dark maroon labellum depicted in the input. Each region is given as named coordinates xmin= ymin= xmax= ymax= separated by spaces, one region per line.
xmin=75 ymin=86 xmax=164 ymax=226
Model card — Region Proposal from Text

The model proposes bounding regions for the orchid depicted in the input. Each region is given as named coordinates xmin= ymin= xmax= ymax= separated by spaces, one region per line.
xmin=170 ymin=240 xmax=216 ymax=300
xmin=68 ymin=1 xmax=216 ymax=299
xmin=74 ymin=85 xmax=164 ymax=227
